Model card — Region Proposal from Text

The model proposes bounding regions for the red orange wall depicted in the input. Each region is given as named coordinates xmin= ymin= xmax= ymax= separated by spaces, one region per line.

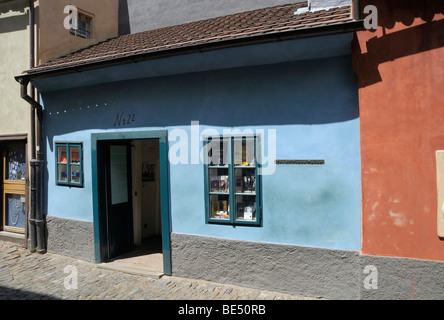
xmin=353 ymin=0 xmax=444 ymax=261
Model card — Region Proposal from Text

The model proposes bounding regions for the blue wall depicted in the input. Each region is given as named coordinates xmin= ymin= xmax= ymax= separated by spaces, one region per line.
xmin=41 ymin=54 xmax=361 ymax=251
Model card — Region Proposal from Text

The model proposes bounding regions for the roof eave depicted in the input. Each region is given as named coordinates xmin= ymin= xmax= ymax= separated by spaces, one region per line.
xmin=15 ymin=19 xmax=365 ymax=84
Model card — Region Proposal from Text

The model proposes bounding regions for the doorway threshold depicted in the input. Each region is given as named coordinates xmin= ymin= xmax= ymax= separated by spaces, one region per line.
xmin=98 ymin=236 xmax=164 ymax=279
xmin=98 ymin=260 xmax=164 ymax=279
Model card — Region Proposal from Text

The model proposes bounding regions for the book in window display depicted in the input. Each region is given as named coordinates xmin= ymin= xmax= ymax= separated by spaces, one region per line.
xmin=219 ymin=175 xmax=229 ymax=193
xmin=235 ymin=175 xmax=243 ymax=193
xmin=236 ymin=200 xmax=256 ymax=221
xmin=211 ymin=199 xmax=229 ymax=219
xmin=243 ymin=205 xmax=253 ymax=220
xmin=243 ymin=175 xmax=255 ymax=193
xmin=210 ymin=176 xmax=220 ymax=192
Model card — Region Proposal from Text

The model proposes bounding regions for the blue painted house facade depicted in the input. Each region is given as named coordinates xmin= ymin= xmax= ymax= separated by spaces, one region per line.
xmin=17 ymin=3 xmax=366 ymax=299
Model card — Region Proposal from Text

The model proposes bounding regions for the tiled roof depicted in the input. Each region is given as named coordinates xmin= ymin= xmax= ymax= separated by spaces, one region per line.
xmin=28 ymin=2 xmax=354 ymax=74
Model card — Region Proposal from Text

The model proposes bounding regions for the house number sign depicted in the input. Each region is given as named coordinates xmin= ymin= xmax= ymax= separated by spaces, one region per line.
xmin=113 ymin=112 xmax=136 ymax=127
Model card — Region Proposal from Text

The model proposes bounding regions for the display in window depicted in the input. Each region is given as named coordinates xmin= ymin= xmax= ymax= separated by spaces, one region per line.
xmin=58 ymin=164 xmax=68 ymax=182
xmin=209 ymin=168 xmax=229 ymax=193
xmin=70 ymin=146 xmax=80 ymax=164
xmin=235 ymin=168 xmax=256 ymax=194
xmin=234 ymin=138 xmax=255 ymax=167
xmin=71 ymin=165 xmax=81 ymax=183
xmin=206 ymin=136 xmax=260 ymax=225
xmin=207 ymin=139 xmax=229 ymax=166
xmin=236 ymin=196 xmax=256 ymax=222
xmin=6 ymin=147 xmax=26 ymax=181
xmin=210 ymin=194 xmax=230 ymax=220
xmin=56 ymin=143 xmax=83 ymax=187
xmin=58 ymin=145 xmax=67 ymax=163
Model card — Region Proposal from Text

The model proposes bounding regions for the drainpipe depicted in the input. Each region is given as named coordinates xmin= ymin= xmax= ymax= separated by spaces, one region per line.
xmin=21 ymin=0 xmax=46 ymax=254
xmin=18 ymin=78 xmax=45 ymax=254
xmin=352 ymin=0 xmax=360 ymax=20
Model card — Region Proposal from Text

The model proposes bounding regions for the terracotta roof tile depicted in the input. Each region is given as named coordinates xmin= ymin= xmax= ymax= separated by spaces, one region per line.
xmin=28 ymin=2 xmax=353 ymax=74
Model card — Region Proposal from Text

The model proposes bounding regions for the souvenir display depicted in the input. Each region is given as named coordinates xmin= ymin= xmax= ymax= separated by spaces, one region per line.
xmin=236 ymin=200 xmax=256 ymax=221
xmin=243 ymin=175 xmax=255 ymax=193
xmin=211 ymin=198 xmax=229 ymax=219
xmin=206 ymin=136 xmax=259 ymax=225
xmin=235 ymin=168 xmax=256 ymax=194
xmin=209 ymin=168 xmax=229 ymax=193
xmin=56 ymin=143 xmax=83 ymax=186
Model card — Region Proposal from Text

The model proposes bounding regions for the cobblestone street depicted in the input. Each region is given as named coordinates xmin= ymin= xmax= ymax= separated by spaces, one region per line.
xmin=0 ymin=240 xmax=316 ymax=301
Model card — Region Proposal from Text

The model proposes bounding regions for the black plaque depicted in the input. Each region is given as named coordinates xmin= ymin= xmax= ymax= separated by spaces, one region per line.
xmin=275 ymin=160 xmax=325 ymax=165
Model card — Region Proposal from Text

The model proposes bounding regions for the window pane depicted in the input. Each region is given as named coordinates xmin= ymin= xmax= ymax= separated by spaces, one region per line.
xmin=6 ymin=147 xmax=26 ymax=181
xmin=110 ymin=145 xmax=128 ymax=205
xmin=58 ymin=164 xmax=68 ymax=182
xmin=70 ymin=146 xmax=80 ymax=164
xmin=210 ymin=194 xmax=230 ymax=220
xmin=209 ymin=168 xmax=229 ymax=193
xmin=207 ymin=139 xmax=230 ymax=166
xmin=58 ymin=145 xmax=67 ymax=163
xmin=235 ymin=195 xmax=257 ymax=222
xmin=71 ymin=165 xmax=81 ymax=183
xmin=234 ymin=137 xmax=255 ymax=167
xmin=5 ymin=194 xmax=26 ymax=229
xmin=235 ymin=168 xmax=256 ymax=194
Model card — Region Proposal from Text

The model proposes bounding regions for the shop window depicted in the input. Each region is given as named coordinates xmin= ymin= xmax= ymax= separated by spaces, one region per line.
xmin=56 ymin=142 xmax=83 ymax=187
xmin=204 ymin=136 xmax=261 ymax=226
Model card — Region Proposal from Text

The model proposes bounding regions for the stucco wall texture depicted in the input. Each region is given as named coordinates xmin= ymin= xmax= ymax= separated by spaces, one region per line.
xmin=354 ymin=0 xmax=444 ymax=261
xmin=0 ymin=0 xmax=29 ymax=135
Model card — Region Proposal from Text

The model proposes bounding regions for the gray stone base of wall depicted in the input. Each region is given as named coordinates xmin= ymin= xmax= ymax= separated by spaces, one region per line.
xmin=39 ymin=220 xmax=444 ymax=299
xmin=46 ymin=215 xmax=95 ymax=263
xmin=171 ymin=233 xmax=444 ymax=300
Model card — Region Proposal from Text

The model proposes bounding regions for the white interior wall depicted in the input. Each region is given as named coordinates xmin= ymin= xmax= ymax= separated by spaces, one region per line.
xmin=132 ymin=139 xmax=161 ymax=246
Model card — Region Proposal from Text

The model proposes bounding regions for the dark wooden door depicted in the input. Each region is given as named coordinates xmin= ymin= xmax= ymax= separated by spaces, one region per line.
xmin=103 ymin=141 xmax=133 ymax=259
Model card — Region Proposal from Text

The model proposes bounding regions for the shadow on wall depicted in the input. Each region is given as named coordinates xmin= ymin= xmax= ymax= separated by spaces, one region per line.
xmin=0 ymin=0 xmax=27 ymax=34
xmin=118 ymin=0 xmax=130 ymax=36
xmin=353 ymin=0 xmax=444 ymax=88
xmin=41 ymin=55 xmax=360 ymax=150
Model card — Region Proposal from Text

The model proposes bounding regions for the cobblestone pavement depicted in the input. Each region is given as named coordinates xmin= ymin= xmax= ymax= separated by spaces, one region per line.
xmin=0 ymin=240 xmax=317 ymax=301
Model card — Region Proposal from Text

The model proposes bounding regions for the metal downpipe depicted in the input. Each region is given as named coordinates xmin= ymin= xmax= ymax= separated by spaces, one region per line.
xmin=24 ymin=0 xmax=46 ymax=254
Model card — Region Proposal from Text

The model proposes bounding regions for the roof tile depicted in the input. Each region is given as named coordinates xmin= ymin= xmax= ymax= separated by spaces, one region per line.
xmin=28 ymin=2 xmax=353 ymax=74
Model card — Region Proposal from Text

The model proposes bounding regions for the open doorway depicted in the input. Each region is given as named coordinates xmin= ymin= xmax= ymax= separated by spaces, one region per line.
xmin=97 ymin=138 xmax=163 ymax=276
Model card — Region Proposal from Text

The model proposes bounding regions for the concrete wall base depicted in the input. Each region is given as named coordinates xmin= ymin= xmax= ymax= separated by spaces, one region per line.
xmin=171 ymin=233 xmax=444 ymax=300
xmin=41 ymin=220 xmax=444 ymax=299
xmin=46 ymin=215 xmax=95 ymax=263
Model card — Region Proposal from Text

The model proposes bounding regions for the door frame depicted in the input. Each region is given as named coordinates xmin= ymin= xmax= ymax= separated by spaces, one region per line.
xmin=91 ymin=130 xmax=171 ymax=275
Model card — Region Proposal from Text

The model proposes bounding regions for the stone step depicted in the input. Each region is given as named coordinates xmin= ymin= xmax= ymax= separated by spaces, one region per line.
xmin=97 ymin=261 xmax=164 ymax=279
